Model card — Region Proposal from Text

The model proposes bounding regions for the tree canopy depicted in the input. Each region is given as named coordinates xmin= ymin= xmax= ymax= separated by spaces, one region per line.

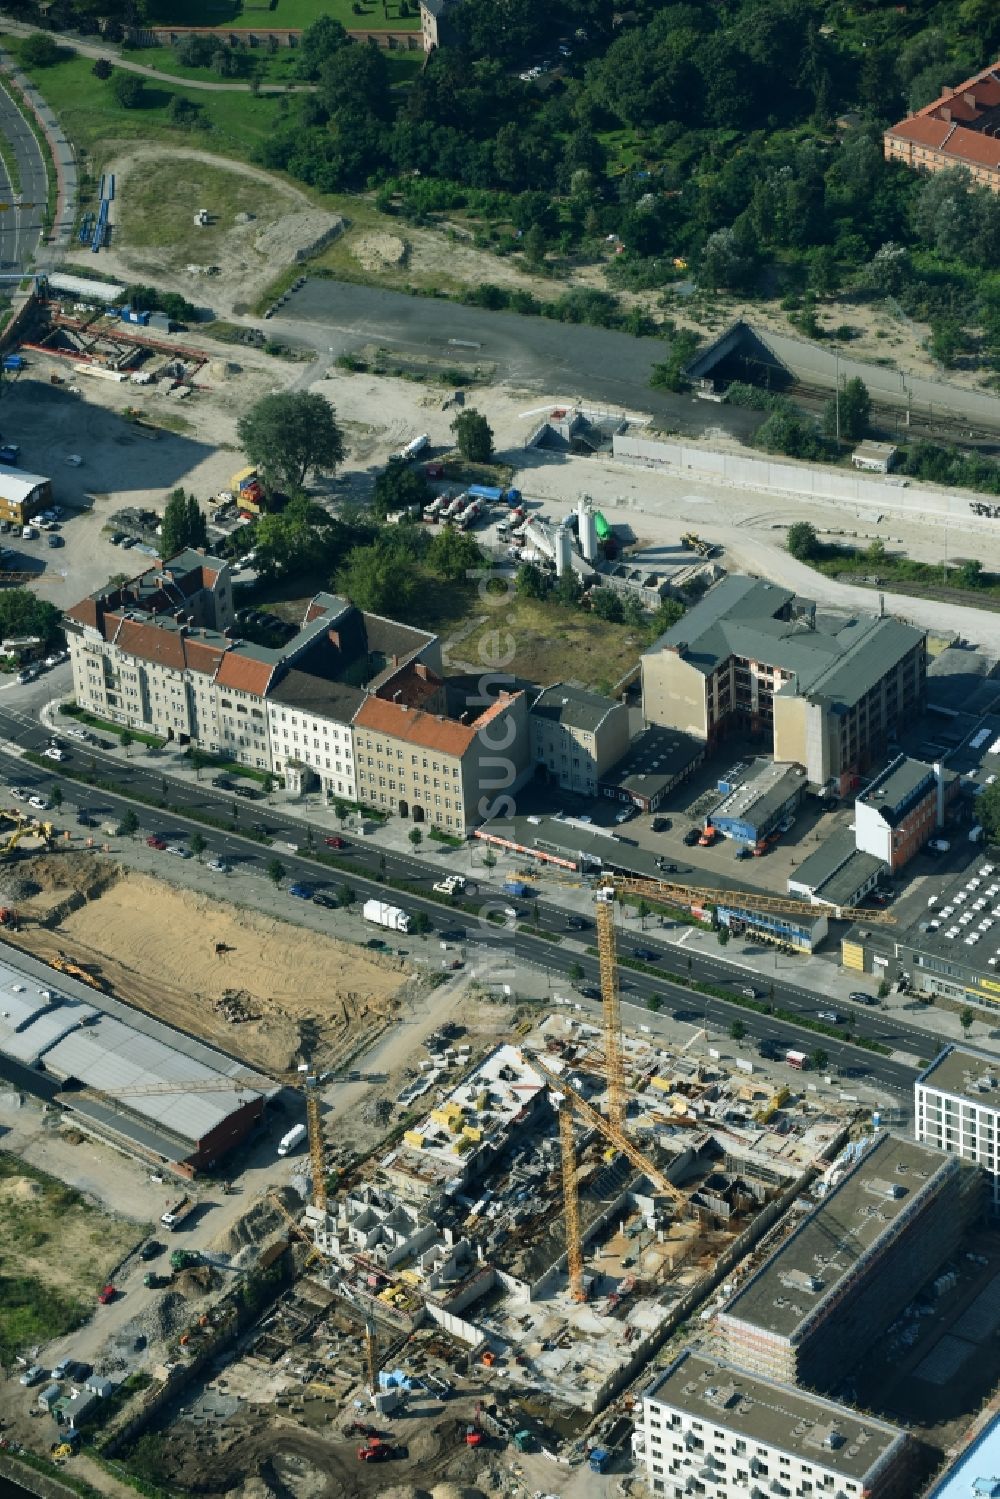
xmin=236 ymin=391 xmax=345 ymax=494
xmin=160 ymin=488 xmax=207 ymax=559
xmin=451 ymin=409 xmax=494 ymax=463
xmin=0 ymin=590 xmax=61 ymax=647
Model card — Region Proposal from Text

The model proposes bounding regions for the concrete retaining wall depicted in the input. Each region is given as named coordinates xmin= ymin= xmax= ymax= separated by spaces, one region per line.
xmin=0 ymin=1453 xmax=84 ymax=1499
xmin=611 ymin=432 xmax=994 ymax=524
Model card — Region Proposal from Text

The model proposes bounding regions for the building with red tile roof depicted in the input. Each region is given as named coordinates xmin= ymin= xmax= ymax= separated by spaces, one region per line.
xmin=885 ymin=63 xmax=1000 ymax=190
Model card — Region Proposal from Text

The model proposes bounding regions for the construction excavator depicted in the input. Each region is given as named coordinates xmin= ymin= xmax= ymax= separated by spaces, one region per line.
xmin=49 ymin=952 xmax=111 ymax=993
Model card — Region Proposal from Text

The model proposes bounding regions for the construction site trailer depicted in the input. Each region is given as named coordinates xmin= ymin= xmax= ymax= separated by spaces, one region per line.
xmin=46 ymin=272 xmax=126 ymax=304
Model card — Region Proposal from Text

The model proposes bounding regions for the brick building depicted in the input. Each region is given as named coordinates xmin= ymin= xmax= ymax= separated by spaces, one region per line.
xmin=885 ymin=63 xmax=1000 ymax=192
xmin=854 ymin=755 xmax=959 ymax=871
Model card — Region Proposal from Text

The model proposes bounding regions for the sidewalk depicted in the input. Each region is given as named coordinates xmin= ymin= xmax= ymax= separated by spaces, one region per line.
xmin=0 ymin=41 xmax=77 ymax=264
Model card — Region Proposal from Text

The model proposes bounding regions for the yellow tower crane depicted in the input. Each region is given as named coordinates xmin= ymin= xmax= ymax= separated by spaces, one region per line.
xmin=297 ymin=1064 xmax=328 ymax=1215
xmin=530 ymin=1050 xmax=687 ymax=1303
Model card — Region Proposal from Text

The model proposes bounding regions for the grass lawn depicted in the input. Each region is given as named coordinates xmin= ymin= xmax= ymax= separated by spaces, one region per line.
xmin=0 ymin=1152 xmax=144 ymax=1365
xmin=457 ymin=596 xmax=643 ymax=692
xmin=123 ymin=158 xmax=298 ymax=268
xmin=6 ymin=44 xmax=285 ymax=167
xmin=144 ymin=0 xmax=420 ymax=30
xmin=119 ymin=42 xmax=302 ymax=86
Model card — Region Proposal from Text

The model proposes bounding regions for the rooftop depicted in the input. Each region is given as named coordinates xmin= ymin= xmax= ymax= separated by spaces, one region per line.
xmin=0 ymin=463 xmax=50 ymax=502
xmin=720 ymin=1134 xmax=957 ymax=1343
xmin=645 ymin=1349 xmax=905 ymax=1483
xmin=711 ymin=760 xmax=806 ymax=827
xmin=598 ymin=724 xmax=705 ymax=801
xmin=530 ymin=683 xmax=622 ymax=736
xmin=646 ymin=575 xmax=924 ymax=708
xmin=899 ymin=856 xmax=1000 ymax=978
xmin=887 ymin=63 xmax=1000 ymax=174
xmin=924 ymin=1409 xmax=1000 ymax=1499
xmin=355 ymin=689 xmax=522 ymax=757
xmin=857 ymin=755 xmax=940 ymax=822
xmin=789 ymin=829 xmax=884 ymax=907
xmin=918 ymin=1045 xmax=1000 ymax=1110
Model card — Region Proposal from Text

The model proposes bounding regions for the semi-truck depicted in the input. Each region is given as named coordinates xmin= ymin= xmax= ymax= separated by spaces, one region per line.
xmin=160 ymin=1194 xmax=198 ymax=1231
xmin=363 ymin=898 xmax=411 ymax=934
xmin=277 ymin=1123 xmax=307 ymax=1157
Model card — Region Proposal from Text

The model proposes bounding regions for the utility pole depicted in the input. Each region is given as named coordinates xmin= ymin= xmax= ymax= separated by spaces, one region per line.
xmin=835 ymin=350 xmax=841 ymax=446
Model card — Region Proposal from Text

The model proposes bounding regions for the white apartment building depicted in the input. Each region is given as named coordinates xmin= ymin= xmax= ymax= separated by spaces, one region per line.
xmin=633 ymin=1350 xmax=911 ymax=1499
xmin=267 ymin=679 xmax=359 ymax=801
xmin=916 ymin=1045 xmax=1000 ymax=1213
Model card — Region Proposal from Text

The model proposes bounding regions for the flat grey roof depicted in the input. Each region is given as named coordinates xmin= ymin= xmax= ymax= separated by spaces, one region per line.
xmin=712 ymin=762 xmax=805 ymax=827
xmin=899 ymin=855 xmax=1000 ymax=979
xmin=647 ymin=1350 xmax=904 ymax=1482
xmin=789 ymin=828 xmax=858 ymax=892
xmin=530 ymin=683 xmax=619 ymax=735
xmin=918 ymin=1044 xmax=1000 ymax=1109
xmin=857 ymin=756 xmax=937 ymax=820
xmin=816 ymin=850 xmax=884 ymax=909
xmin=720 ymin=1134 xmax=956 ymax=1343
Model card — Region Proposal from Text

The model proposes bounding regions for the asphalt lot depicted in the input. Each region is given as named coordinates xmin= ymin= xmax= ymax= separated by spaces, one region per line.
xmin=0 ymin=696 xmax=926 ymax=1107
xmin=0 ymin=75 xmax=46 ymax=272
xmin=276 ymin=280 xmax=764 ymax=439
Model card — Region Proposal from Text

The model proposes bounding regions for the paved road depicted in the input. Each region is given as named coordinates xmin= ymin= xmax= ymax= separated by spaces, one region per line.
xmin=274 ymin=281 xmax=765 ymax=440
xmin=0 ymin=19 xmax=315 ymax=93
xmin=0 ymin=702 xmax=920 ymax=1107
xmin=0 ymin=40 xmax=77 ymax=267
xmin=0 ymin=70 xmax=46 ymax=272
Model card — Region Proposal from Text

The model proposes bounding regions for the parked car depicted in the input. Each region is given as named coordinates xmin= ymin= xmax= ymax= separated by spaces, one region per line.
xmin=47 ymin=533 xmax=64 ymax=548
xmin=614 ymin=806 xmax=636 ymax=824
xmin=139 ymin=1240 xmax=163 ymax=1261
xmin=19 ymin=1364 xmax=45 ymax=1387
xmin=207 ymin=857 xmax=229 ymax=874
xmin=166 ymin=844 xmax=191 ymax=859
xmin=146 ymin=834 xmax=167 ymax=851
xmin=651 ymin=816 xmax=671 ymax=832
xmin=9 ymin=785 xmax=28 ymax=800
xmin=65 ymin=727 xmax=89 ymax=742
xmin=28 ymin=794 xmax=49 ymax=811
xmin=312 ymin=892 xmax=337 ymax=909
xmin=234 ymin=785 xmax=262 ymax=801
xmin=683 ymin=828 xmax=702 ymax=846
xmin=97 ymin=1285 xmax=117 ymax=1305
xmin=850 ymin=991 xmax=879 ymax=1006
xmin=289 ymin=883 xmax=313 ymax=900
xmin=211 ymin=775 xmax=233 ymax=790
xmin=577 ymin=984 xmax=602 ymax=1000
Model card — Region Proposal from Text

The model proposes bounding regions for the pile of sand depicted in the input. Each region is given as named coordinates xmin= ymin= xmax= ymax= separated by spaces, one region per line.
xmin=0 ymin=1177 xmax=42 ymax=1202
xmin=352 ymin=232 xmax=407 ymax=271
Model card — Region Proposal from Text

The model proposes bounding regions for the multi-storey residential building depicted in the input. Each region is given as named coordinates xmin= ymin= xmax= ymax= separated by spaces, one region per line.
xmin=885 ymin=64 xmax=1000 ymax=193
xmin=916 ymin=1046 xmax=1000 ymax=1214
xmin=633 ymin=1349 xmax=912 ymax=1499
xmin=717 ymin=1134 xmax=980 ymax=1392
xmin=352 ymin=684 xmax=530 ymax=831
xmin=642 ymin=576 xmax=926 ymax=793
xmin=528 ymin=683 xmax=630 ymax=796
xmin=854 ymin=755 xmax=958 ymax=872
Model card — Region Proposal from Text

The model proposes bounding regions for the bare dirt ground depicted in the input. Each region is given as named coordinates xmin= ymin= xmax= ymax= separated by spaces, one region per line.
xmin=7 ymin=859 xmax=410 ymax=1077
xmin=65 ymin=146 xmax=342 ymax=315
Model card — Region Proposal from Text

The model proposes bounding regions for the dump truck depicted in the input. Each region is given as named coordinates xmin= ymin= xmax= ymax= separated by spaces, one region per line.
xmin=143 ymin=1272 xmax=168 ymax=1289
xmin=160 ymin=1194 xmax=198 ymax=1232
xmin=169 ymin=1248 xmax=202 ymax=1272
xmin=363 ymin=898 xmax=411 ymax=934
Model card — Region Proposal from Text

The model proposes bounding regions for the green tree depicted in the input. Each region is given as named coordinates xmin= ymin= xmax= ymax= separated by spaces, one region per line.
xmin=787 ymin=521 xmax=819 ymax=560
xmin=591 ymin=589 xmax=624 ymax=623
xmin=522 ymin=223 xmax=548 ymax=267
xmin=554 ymin=571 xmax=582 ymax=606
xmin=568 ymin=961 xmax=584 ymax=983
xmin=716 ymin=925 xmax=730 ymax=947
xmin=111 ymin=71 xmax=147 ymax=109
xmin=877 ymin=978 xmax=890 ymax=999
xmin=373 ymin=459 xmax=430 ymax=522
xmin=237 ymin=391 xmax=345 ymax=493
xmin=408 ymin=827 xmax=423 ymax=847
xmin=337 ymin=543 xmax=418 ymax=617
xmin=337 ymin=882 xmax=355 ymax=907
xmin=929 ymin=318 xmax=965 ymax=368
xmin=867 ymin=538 xmax=887 ymax=567
xmin=0 ymin=589 xmax=61 ymax=646
xmin=649 ymin=329 xmax=700 ymax=393
xmin=267 ymin=857 xmax=286 ymax=887
xmin=823 ymin=377 xmax=870 ymax=443
xmin=637 ymin=899 xmax=651 ymax=930
xmin=255 ymin=495 xmax=333 ymax=579
xmin=960 ymin=1005 xmax=975 ymax=1035
xmin=959 ymin=559 xmax=984 ymax=588
xmin=120 ymin=730 xmax=134 ymax=758
xmin=729 ymin=1019 xmax=747 ymax=1041
xmin=21 ymin=32 xmax=61 ymax=67
xmin=334 ymin=800 xmax=349 ymax=825
xmin=318 ymin=40 xmax=390 ymax=120
xmin=427 ymin=527 xmax=482 ymax=583
xmin=190 ymin=832 xmax=207 ymax=862
xmin=411 ymin=910 xmax=432 ymax=936
xmin=810 ymin=1048 xmax=829 ymax=1071
xmin=186 ymin=493 xmax=207 ymax=549
xmin=297 ymin=14 xmax=349 ymax=79
xmin=483 ymin=848 xmax=497 ymax=870
xmin=646 ymin=995 xmax=662 ymax=1012
xmin=515 ymin=562 xmax=549 ymax=600
xmin=119 ymin=808 xmax=139 ymax=838
xmin=160 ymin=488 xmax=190 ymax=559
xmin=92 ymin=57 xmax=112 ymax=81
xmin=49 ymin=784 xmax=63 ymax=810
xmin=451 ymin=409 xmax=494 ymax=463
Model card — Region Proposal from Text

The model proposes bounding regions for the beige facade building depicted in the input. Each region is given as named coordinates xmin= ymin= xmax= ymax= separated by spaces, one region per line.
xmin=353 ymin=685 xmax=530 ymax=831
xmin=642 ymin=576 xmax=925 ymax=793
xmin=885 ymin=63 xmax=1000 ymax=192
xmin=528 ymin=683 xmax=630 ymax=795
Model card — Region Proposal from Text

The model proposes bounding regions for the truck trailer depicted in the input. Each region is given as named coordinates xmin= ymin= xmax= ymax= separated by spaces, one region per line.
xmin=160 ymin=1194 xmax=198 ymax=1231
xmin=362 ymin=898 xmax=411 ymax=934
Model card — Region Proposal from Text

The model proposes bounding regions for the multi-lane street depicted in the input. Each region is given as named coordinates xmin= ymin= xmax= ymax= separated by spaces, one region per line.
xmin=0 ymin=77 xmax=47 ymax=272
xmin=0 ymin=697 xmax=922 ymax=1113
